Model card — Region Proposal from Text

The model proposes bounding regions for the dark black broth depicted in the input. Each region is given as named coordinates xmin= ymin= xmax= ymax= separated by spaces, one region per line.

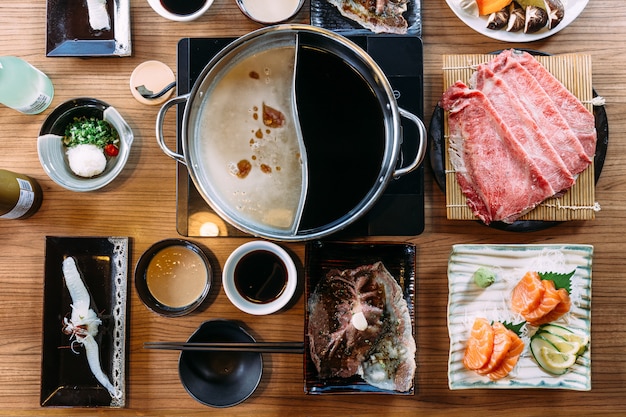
xmin=295 ymin=46 xmax=385 ymax=231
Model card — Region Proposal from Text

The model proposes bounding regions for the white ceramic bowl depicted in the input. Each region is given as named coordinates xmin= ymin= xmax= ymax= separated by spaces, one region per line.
xmin=236 ymin=0 xmax=305 ymax=24
xmin=223 ymin=240 xmax=297 ymax=315
xmin=146 ymin=0 xmax=214 ymax=22
xmin=37 ymin=98 xmax=133 ymax=192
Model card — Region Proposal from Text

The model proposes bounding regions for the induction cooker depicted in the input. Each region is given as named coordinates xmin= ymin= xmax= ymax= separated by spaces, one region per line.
xmin=175 ymin=35 xmax=425 ymax=238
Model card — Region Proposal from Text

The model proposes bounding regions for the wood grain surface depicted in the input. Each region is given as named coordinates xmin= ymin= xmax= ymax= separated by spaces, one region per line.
xmin=1 ymin=0 xmax=625 ymax=415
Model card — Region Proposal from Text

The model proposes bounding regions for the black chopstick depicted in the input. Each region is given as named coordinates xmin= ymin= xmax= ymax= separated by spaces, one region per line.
xmin=143 ymin=341 xmax=304 ymax=353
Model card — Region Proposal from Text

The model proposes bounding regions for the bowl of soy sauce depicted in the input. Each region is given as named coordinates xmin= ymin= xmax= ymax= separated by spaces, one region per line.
xmin=222 ymin=240 xmax=297 ymax=315
xmin=146 ymin=0 xmax=214 ymax=21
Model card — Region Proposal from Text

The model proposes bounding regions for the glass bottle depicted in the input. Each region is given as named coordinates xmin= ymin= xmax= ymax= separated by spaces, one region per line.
xmin=0 ymin=56 xmax=54 ymax=114
xmin=0 ymin=169 xmax=43 ymax=219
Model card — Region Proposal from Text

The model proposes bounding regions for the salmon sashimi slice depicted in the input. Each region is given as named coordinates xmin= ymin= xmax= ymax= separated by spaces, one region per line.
xmin=511 ymin=271 xmax=545 ymax=315
xmin=463 ymin=318 xmax=495 ymax=370
xmin=524 ymin=279 xmax=562 ymax=325
xmin=476 ymin=321 xmax=513 ymax=375
xmin=529 ymin=287 xmax=572 ymax=326
xmin=486 ymin=330 xmax=525 ymax=380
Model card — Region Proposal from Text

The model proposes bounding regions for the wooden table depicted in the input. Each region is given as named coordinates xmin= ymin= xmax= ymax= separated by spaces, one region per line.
xmin=1 ymin=0 xmax=625 ymax=415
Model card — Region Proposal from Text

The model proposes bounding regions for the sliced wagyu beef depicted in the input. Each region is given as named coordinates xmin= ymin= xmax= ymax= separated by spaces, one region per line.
xmin=485 ymin=51 xmax=593 ymax=175
xmin=505 ymin=50 xmax=597 ymax=159
xmin=471 ymin=66 xmax=575 ymax=195
xmin=442 ymin=81 xmax=555 ymax=225
xmin=441 ymin=50 xmax=596 ymax=225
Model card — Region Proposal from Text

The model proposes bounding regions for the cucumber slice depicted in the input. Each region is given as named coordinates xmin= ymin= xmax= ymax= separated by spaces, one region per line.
xmin=530 ymin=335 xmax=569 ymax=375
xmin=539 ymin=324 xmax=589 ymax=355
xmin=538 ymin=323 xmax=575 ymax=337
xmin=536 ymin=331 xmax=581 ymax=355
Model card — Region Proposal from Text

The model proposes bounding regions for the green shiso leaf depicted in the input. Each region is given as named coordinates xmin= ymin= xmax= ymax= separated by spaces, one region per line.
xmin=538 ymin=270 xmax=576 ymax=293
xmin=501 ymin=321 xmax=525 ymax=337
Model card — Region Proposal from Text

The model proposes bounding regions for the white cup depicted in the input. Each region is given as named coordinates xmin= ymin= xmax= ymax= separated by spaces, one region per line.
xmin=223 ymin=240 xmax=297 ymax=315
xmin=236 ymin=0 xmax=304 ymax=24
xmin=146 ymin=0 xmax=214 ymax=22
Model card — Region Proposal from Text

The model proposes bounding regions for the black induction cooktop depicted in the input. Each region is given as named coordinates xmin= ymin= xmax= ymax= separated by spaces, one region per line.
xmin=175 ymin=35 xmax=425 ymax=238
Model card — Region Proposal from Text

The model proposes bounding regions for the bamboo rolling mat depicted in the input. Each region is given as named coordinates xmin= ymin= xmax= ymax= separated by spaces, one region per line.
xmin=442 ymin=52 xmax=598 ymax=222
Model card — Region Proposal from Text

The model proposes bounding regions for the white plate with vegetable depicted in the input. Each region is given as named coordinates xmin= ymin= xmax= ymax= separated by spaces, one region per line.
xmin=41 ymin=236 xmax=129 ymax=407
xmin=447 ymin=244 xmax=592 ymax=390
xmin=445 ymin=0 xmax=589 ymax=42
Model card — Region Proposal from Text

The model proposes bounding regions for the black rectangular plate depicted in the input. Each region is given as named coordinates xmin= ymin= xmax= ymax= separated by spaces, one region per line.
xmin=40 ymin=236 xmax=129 ymax=407
xmin=46 ymin=0 xmax=131 ymax=57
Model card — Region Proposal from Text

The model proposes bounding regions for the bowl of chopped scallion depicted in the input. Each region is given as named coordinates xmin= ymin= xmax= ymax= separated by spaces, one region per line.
xmin=37 ymin=97 xmax=133 ymax=192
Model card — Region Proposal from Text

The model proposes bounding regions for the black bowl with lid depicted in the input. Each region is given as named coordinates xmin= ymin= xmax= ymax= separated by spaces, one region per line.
xmin=179 ymin=319 xmax=263 ymax=407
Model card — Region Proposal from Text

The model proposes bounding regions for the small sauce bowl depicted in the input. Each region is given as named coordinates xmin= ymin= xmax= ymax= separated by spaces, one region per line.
xmin=223 ymin=240 xmax=297 ymax=315
xmin=146 ymin=0 xmax=214 ymax=22
xmin=135 ymin=239 xmax=212 ymax=317
xmin=236 ymin=0 xmax=305 ymax=24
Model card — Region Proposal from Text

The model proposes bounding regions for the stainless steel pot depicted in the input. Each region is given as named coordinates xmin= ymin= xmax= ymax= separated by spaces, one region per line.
xmin=156 ymin=24 xmax=426 ymax=241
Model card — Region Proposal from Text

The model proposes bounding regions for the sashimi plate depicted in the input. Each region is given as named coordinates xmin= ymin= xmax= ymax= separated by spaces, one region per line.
xmin=445 ymin=0 xmax=589 ymax=42
xmin=448 ymin=244 xmax=592 ymax=390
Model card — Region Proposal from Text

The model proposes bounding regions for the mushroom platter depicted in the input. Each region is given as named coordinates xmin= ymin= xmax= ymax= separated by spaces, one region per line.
xmin=459 ymin=0 xmax=565 ymax=34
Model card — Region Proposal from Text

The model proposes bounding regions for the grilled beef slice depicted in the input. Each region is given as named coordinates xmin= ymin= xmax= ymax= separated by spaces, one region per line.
xmin=308 ymin=262 xmax=386 ymax=378
xmin=307 ymin=261 xmax=415 ymax=393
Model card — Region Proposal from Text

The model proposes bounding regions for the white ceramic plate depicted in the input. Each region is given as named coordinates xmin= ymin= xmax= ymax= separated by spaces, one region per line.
xmin=448 ymin=244 xmax=592 ymax=390
xmin=445 ymin=0 xmax=589 ymax=42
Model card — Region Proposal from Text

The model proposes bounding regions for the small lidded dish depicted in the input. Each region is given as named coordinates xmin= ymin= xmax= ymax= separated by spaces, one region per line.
xmin=135 ymin=239 xmax=212 ymax=317
xmin=236 ymin=0 xmax=305 ymax=25
xmin=37 ymin=98 xmax=133 ymax=192
xmin=179 ymin=319 xmax=263 ymax=407
xmin=222 ymin=240 xmax=297 ymax=315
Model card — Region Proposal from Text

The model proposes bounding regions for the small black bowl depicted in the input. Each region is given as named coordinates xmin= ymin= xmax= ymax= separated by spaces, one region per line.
xmin=179 ymin=320 xmax=263 ymax=407
xmin=135 ymin=239 xmax=212 ymax=317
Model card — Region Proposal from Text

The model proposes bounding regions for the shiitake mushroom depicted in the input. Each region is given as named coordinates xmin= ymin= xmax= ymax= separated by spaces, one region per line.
xmin=524 ymin=5 xmax=548 ymax=33
xmin=545 ymin=0 xmax=565 ymax=29
xmin=484 ymin=0 xmax=565 ymax=34
xmin=506 ymin=2 xmax=525 ymax=32
xmin=487 ymin=6 xmax=510 ymax=30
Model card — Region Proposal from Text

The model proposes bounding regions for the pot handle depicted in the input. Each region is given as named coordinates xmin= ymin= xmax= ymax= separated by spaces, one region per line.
xmin=393 ymin=107 xmax=428 ymax=178
xmin=155 ymin=94 xmax=190 ymax=165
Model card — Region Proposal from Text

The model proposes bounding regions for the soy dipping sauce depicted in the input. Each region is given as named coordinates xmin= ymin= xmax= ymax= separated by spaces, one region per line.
xmin=234 ymin=250 xmax=287 ymax=304
xmin=160 ymin=0 xmax=207 ymax=15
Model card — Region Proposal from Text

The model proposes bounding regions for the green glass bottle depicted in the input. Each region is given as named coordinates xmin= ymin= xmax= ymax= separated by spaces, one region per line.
xmin=0 ymin=56 xmax=54 ymax=114
xmin=0 ymin=169 xmax=43 ymax=219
